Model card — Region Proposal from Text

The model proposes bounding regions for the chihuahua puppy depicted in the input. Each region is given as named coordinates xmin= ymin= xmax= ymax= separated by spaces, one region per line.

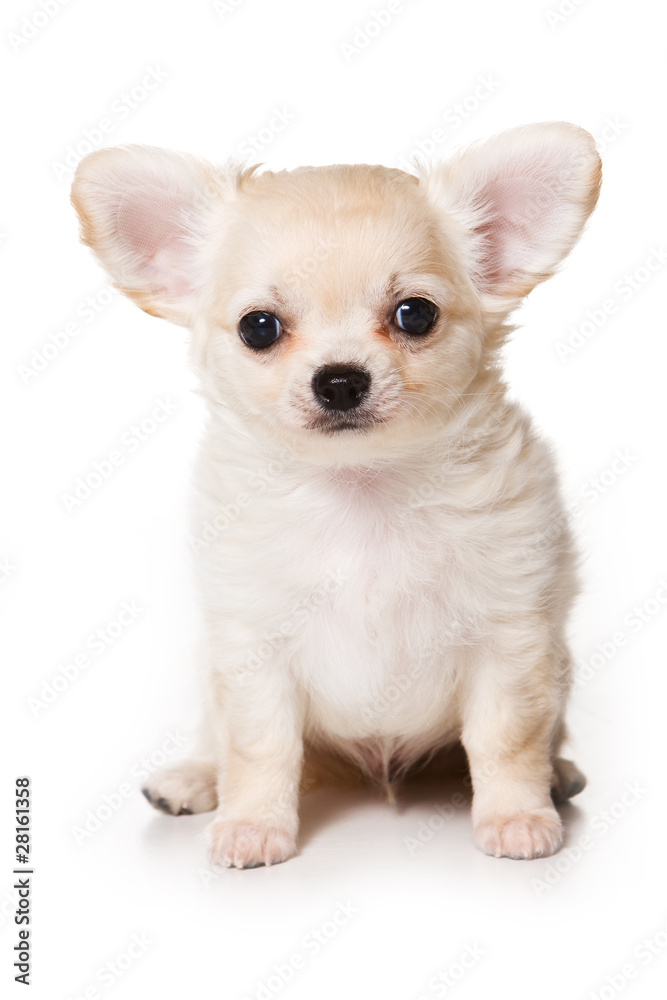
xmin=71 ymin=122 xmax=600 ymax=867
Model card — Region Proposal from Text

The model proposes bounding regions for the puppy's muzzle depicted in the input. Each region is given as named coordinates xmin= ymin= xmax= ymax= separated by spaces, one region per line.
xmin=312 ymin=365 xmax=371 ymax=412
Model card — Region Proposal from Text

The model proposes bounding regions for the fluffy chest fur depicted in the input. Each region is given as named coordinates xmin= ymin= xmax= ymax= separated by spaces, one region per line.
xmin=284 ymin=466 xmax=478 ymax=742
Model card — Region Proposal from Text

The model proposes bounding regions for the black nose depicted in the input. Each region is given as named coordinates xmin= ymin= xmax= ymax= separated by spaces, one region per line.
xmin=312 ymin=366 xmax=371 ymax=412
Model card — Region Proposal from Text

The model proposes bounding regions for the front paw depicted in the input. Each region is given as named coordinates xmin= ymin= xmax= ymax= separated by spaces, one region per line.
xmin=208 ymin=821 xmax=297 ymax=869
xmin=474 ymin=806 xmax=563 ymax=859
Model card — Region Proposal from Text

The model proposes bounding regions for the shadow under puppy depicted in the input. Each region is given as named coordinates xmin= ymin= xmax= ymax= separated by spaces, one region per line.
xmin=71 ymin=122 xmax=600 ymax=867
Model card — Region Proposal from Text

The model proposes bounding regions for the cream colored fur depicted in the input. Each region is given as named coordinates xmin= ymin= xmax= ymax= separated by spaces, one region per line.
xmin=71 ymin=122 xmax=600 ymax=867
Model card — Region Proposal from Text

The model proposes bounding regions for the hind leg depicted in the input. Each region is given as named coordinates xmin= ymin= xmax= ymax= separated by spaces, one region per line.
xmin=142 ymin=707 xmax=219 ymax=816
xmin=551 ymin=756 xmax=586 ymax=804
xmin=142 ymin=757 xmax=218 ymax=816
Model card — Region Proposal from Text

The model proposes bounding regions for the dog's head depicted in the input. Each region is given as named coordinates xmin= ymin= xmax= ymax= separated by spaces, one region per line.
xmin=71 ymin=123 xmax=600 ymax=463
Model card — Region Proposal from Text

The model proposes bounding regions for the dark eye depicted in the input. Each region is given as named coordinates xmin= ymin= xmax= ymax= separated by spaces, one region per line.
xmin=395 ymin=298 xmax=438 ymax=336
xmin=238 ymin=311 xmax=282 ymax=349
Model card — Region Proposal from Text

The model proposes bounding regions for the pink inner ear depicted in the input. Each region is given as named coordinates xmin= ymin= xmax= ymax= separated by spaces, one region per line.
xmin=115 ymin=184 xmax=194 ymax=298
xmin=476 ymin=174 xmax=560 ymax=290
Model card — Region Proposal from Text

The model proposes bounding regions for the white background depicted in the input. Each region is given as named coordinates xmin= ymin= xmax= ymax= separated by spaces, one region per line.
xmin=2 ymin=1 xmax=666 ymax=998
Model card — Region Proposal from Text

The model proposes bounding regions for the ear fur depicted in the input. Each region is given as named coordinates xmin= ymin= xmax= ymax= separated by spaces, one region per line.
xmin=71 ymin=145 xmax=239 ymax=326
xmin=420 ymin=122 xmax=601 ymax=303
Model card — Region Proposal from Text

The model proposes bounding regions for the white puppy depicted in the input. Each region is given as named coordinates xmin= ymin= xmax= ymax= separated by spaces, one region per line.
xmin=72 ymin=122 xmax=600 ymax=867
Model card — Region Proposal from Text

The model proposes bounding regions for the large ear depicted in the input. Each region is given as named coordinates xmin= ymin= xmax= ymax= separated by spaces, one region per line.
xmin=421 ymin=122 xmax=601 ymax=304
xmin=71 ymin=145 xmax=234 ymax=326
